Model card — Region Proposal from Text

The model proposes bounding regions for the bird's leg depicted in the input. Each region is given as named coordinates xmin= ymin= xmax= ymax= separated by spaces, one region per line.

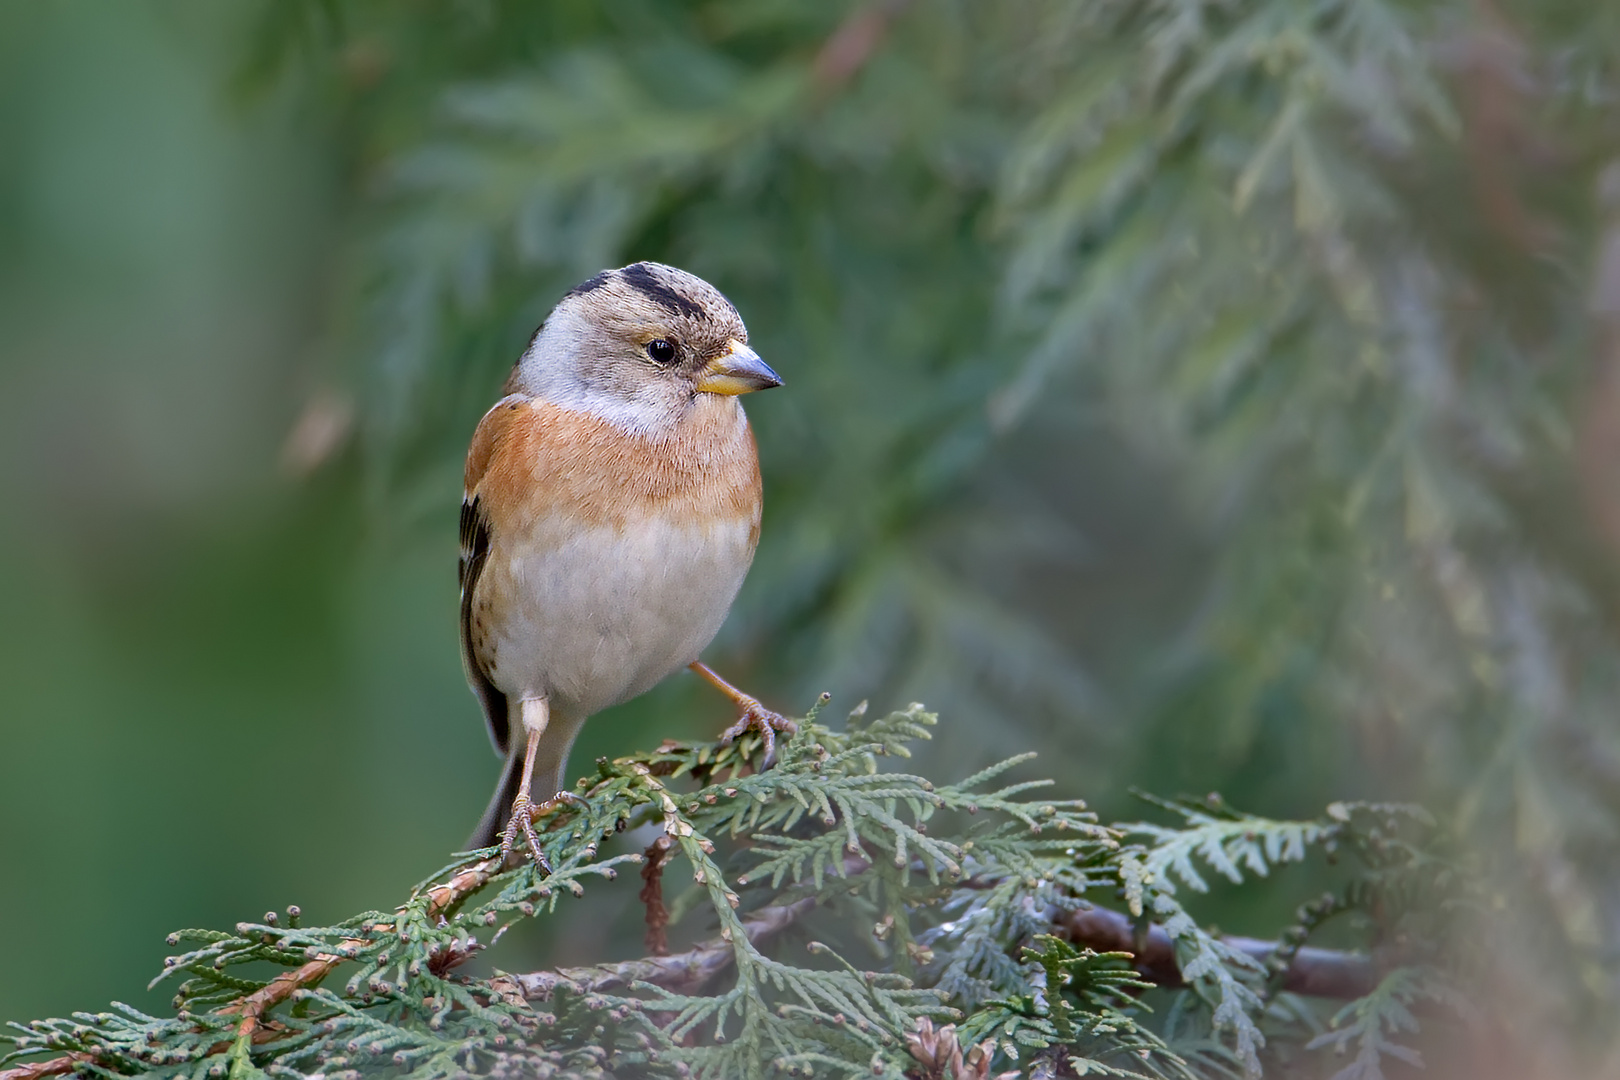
xmin=689 ymin=661 xmax=798 ymax=766
xmin=501 ymin=697 xmax=554 ymax=873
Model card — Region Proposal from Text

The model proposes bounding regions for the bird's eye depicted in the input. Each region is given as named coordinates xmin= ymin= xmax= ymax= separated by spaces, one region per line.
xmin=646 ymin=339 xmax=677 ymax=365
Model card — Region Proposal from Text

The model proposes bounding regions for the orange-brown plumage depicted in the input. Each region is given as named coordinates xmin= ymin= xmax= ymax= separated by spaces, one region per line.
xmin=465 ymin=395 xmax=762 ymax=536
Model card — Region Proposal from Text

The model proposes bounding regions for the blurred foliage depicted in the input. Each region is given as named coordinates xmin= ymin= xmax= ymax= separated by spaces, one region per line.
xmin=4 ymin=0 xmax=1620 ymax=1075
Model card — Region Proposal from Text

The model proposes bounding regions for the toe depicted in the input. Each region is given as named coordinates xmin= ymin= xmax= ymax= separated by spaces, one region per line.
xmin=716 ymin=702 xmax=798 ymax=766
xmin=526 ymin=835 xmax=552 ymax=875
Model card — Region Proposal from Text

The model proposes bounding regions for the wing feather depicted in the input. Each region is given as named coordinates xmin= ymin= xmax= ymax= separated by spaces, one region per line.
xmin=459 ymin=492 xmax=509 ymax=755
xmin=460 ymin=396 xmax=525 ymax=757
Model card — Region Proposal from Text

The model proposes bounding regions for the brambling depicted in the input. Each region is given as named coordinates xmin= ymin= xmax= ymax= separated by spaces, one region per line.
xmin=459 ymin=261 xmax=793 ymax=869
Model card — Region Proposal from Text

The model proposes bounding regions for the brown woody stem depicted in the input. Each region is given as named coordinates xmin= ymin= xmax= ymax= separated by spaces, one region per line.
xmin=1060 ymin=906 xmax=1376 ymax=999
xmin=226 ymin=856 xmax=503 ymax=1042
xmin=640 ymin=836 xmax=675 ymax=957
xmin=512 ymin=889 xmax=1376 ymax=1003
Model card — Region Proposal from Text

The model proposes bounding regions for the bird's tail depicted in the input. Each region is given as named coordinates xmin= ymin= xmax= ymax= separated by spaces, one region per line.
xmin=468 ymin=743 xmax=527 ymax=851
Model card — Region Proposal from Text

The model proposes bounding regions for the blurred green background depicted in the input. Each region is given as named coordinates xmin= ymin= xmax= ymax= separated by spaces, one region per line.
xmin=2 ymin=0 xmax=1618 ymax=1063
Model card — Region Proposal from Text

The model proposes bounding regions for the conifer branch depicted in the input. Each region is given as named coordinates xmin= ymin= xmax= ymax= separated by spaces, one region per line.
xmin=1 ymin=858 xmax=508 ymax=1080
xmin=505 ymin=865 xmax=1376 ymax=1007
xmin=224 ymin=856 xmax=503 ymax=1042
xmin=0 ymin=1051 xmax=93 ymax=1080
xmin=1060 ymin=907 xmax=1376 ymax=1000
xmin=2 ymin=709 xmax=1469 ymax=1080
xmin=501 ymin=897 xmax=1377 ymax=1006
xmin=639 ymin=836 xmax=676 ymax=956
xmin=514 ymin=893 xmax=821 ymax=1000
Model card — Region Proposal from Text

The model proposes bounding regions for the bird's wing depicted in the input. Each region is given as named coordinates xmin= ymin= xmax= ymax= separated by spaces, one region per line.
xmin=459 ymin=395 xmax=524 ymax=757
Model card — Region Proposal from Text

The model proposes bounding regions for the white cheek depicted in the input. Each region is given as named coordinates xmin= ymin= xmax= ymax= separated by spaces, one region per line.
xmin=518 ymin=328 xmax=687 ymax=435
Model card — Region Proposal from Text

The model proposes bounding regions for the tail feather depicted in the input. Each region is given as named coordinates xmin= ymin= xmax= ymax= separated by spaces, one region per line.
xmin=469 ymin=744 xmax=526 ymax=851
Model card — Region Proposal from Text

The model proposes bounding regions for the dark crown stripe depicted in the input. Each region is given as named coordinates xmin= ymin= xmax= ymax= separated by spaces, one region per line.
xmin=564 ymin=270 xmax=614 ymax=299
xmin=619 ymin=262 xmax=706 ymax=320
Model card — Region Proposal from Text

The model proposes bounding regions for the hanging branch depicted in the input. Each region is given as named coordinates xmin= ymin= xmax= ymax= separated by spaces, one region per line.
xmin=639 ymin=836 xmax=676 ymax=957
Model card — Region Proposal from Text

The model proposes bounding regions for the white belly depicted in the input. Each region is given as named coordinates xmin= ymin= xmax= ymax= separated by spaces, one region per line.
xmin=479 ymin=512 xmax=755 ymax=719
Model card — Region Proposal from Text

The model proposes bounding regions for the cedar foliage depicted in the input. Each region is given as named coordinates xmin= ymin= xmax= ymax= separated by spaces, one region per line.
xmin=4 ymin=706 xmax=1478 ymax=1079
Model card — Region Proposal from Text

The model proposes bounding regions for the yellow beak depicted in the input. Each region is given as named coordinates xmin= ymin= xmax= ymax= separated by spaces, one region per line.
xmin=695 ymin=340 xmax=782 ymax=396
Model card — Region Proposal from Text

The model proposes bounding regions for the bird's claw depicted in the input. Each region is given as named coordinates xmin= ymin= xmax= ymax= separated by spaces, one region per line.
xmin=498 ymin=790 xmax=590 ymax=874
xmin=718 ymin=697 xmax=799 ymax=768
xmin=499 ymin=792 xmax=549 ymax=873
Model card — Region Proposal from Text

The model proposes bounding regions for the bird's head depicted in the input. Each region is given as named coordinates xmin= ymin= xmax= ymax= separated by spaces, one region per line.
xmin=510 ymin=261 xmax=781 ymax=434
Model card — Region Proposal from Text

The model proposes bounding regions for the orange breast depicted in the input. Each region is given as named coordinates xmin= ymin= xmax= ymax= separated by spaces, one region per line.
xmin=466 ymin=394 xmax=763 ymax=542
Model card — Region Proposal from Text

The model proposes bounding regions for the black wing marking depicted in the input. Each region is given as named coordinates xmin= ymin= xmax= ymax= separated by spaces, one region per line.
xmin=459 ymin=494 xmax=509 ymax=755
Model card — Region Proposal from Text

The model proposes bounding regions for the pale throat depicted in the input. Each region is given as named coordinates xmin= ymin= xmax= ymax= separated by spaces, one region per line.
xmin=541 ymin=377 xmax=688 ymax=437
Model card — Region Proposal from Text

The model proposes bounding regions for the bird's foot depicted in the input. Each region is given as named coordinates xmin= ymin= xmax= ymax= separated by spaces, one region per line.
xmin=718 ymin=696 xmax=799 ymax=767
xmin=498 ymin=790 xmax=590 ymax=874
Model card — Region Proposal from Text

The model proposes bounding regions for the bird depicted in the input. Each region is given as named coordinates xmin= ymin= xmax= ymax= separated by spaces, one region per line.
xmin=458 ymin=261 xmax=793 ymax=870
